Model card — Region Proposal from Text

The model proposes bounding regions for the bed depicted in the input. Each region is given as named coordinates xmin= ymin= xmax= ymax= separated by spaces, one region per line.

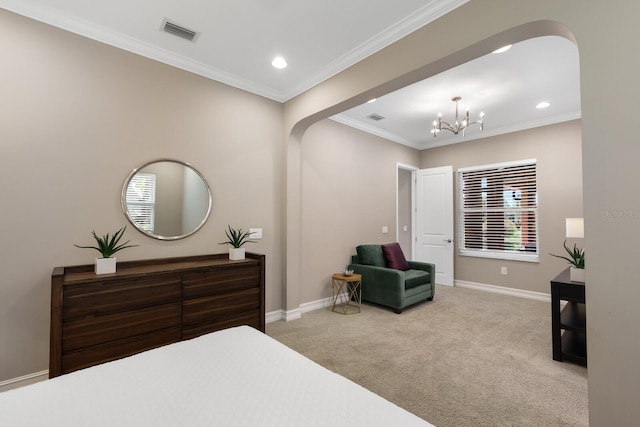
xmin=0 ymin=326 xmax=433 ymax=426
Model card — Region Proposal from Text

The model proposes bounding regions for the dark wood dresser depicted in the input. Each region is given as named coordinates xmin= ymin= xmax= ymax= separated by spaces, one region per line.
xmin=50 ymin=252 xmax=265 ymax=378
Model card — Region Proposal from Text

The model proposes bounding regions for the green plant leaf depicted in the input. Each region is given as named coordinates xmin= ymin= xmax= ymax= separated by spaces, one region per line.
xmin=218 ymin=225 xmax=257 ymax=248
xmin=74 ymin=226 xmax=139 ymax=258
xmin=549 ymin=239 xmax=585 ymax=268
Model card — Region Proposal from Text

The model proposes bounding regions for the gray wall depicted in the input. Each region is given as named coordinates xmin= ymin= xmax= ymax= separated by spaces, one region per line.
xmin=0 ymin=9 xmax=284 ymax=382
xmin=420 ymin=120 xmax=583 ymax=294
xmin=299 ymin=119 xmax=419 ymax=303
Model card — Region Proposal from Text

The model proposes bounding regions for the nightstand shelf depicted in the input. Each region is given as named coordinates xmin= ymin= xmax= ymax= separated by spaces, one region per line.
xmin=560 ymin=302 xmax=586 ymax=330
xmin=561 ymin=330 xmax=587 ymax=364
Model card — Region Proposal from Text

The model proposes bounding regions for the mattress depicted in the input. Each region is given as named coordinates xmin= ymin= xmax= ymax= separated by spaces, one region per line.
xmin=0 ymin=326 xmax=433 ymax=426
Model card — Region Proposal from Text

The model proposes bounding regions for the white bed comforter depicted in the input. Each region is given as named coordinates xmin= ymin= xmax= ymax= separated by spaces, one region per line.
xmin=0 ymin=326 xmax=433 ymax=426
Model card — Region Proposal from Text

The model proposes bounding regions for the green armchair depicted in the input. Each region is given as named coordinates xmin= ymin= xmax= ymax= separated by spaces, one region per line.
xmin=348 ymin=243 xmax=435 ymax=313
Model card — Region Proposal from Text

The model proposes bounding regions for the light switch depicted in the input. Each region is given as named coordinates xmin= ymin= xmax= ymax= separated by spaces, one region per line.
xmin=249 ymin=228 xmax=262 ymax=239
xmin=382 ymin=226 xmax=389 ymax=234
xmin=403 ymin=225 xmax=408 ymax=232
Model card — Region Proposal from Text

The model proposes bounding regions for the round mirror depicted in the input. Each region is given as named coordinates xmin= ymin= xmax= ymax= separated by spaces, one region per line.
xmin=121 ymin=159 xmax=212 ymax=240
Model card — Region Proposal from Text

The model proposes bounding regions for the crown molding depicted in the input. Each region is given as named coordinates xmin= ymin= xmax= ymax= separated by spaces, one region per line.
xmin=282 ymin=0 xmax=470 ymax=101
xmin=333 ymin=111 xmax=582 ymax=151
xmin=0 ymin=0 xmax=468 ymax=103
xmin=0 ymin=1 xmax=285 ymax=100
xmin=330 ymin=115 xmax=422 ymax=150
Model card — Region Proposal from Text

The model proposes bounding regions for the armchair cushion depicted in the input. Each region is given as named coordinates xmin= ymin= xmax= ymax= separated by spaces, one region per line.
xmin=404 ymin=269 xmax=430 ymax=289
xmin=356 ymin=245 xmax=386 ymax=267
xmin=381 ymin=242 xmax=410 ymax=271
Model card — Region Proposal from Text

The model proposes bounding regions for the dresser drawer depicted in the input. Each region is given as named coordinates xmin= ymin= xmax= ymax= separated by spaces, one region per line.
xmin=182 ymin=311 xmax=261 ymax=340
xmin=61 ymin=326 xmax=181 ymax=375
xmin=183 ymin=264 xmax=260 ymax=299
xmin=62 ymin=302 xmax=182 ymax=352
xmin=183 ymin=287 xmax=260 ymax=325
xmin=63 ymin=275 xmax=182 ymax=320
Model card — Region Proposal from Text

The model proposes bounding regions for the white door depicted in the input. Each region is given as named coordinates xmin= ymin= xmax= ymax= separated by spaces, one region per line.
xmin=416 ymin=166 xmax=454 ymax=286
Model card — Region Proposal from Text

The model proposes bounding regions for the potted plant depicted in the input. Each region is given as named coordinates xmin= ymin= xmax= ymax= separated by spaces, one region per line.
xmin=74 ymin=226 xmax=139 ymax=274
xmin=550 ymin=240 xmax=585 ymax=282
xmin=219 ymin=225 xmax=256 ymax=260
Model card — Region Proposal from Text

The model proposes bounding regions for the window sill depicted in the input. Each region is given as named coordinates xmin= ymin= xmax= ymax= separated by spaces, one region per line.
xmin=459 ymin=249 xmax=539 ymax=263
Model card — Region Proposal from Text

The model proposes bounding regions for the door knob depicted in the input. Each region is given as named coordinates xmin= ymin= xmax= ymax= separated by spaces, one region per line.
xmin=444 ymin=239 xmax=452 ymax=243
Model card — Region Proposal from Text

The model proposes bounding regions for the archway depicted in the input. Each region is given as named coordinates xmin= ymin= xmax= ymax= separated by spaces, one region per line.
xmin=283 ymin=20 xmax=578 ymax=315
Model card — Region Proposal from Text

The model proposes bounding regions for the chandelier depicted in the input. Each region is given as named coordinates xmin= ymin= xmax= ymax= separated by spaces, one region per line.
xmin=432 ymin=96 xmax=484 ymax=137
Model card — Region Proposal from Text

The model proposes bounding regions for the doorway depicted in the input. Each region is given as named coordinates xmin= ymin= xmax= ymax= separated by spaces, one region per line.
xmin=397 ymin=164 xmax=454 ymax=286
xmin=396 ymin=164 xmax=417 ymax=259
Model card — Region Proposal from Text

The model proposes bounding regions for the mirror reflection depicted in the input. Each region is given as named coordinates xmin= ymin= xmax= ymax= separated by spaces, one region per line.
xmin=122 ymin=159 xmax=212 ymax=240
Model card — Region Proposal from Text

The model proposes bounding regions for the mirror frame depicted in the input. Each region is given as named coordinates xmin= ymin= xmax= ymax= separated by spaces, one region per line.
xmin=121 ymin=159 xmax=213 ymax=240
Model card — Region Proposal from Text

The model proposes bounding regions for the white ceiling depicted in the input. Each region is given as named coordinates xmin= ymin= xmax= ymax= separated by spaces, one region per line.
xmin=333 ymin=36 xmax=581 ymax=149
xmin=0 ymin=0 xmax=466 ymax=102
xmin=1 ymin=0 xmax=580 ymax=149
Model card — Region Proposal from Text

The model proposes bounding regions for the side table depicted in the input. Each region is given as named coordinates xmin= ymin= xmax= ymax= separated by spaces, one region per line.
xmin=331 ymin=273 xmax=362 ymax=314
xmin=551 ymin=267 xmax=587 ymax=366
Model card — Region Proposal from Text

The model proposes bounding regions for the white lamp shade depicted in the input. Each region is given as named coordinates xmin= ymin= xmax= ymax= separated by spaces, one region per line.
xmin=566 ymin=218 xmax=584 ymax=238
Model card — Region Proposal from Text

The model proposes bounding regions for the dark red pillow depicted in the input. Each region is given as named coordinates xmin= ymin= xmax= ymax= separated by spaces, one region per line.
xmin=382 ymin=243 xmax=410 ymax=271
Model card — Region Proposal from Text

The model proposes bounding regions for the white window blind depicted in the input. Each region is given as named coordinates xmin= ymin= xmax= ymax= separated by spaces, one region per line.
xmin=458 ymin=159 xmax=538 ymax=262
xmin=125 ymin=173 xmax=156 ymax=233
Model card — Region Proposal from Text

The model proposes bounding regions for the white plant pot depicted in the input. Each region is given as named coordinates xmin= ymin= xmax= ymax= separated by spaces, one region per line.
xmin=95 ymin=257 xmax=117 ymax=275
xmin=570 ymin=266 xmax=585 ymax=283
xmin=229 ymin=248 xmax=245 ymax=261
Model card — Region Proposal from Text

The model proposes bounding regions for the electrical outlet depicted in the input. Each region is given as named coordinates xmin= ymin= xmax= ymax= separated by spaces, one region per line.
xmin=382 ymin=226 xmax=389 ymax=234
xmin=501 ymin=267 xmax=507 ymax=275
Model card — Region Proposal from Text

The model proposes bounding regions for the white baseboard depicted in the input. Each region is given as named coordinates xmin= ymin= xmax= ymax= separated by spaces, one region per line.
xmin=454 ymin=280 xmax=551 ymax=302
xmin=284 ymin=308 xmax=302 ymax=321
xmin=0 ymin=370 xmax=48 ymax=393
xmin=266 ymin=282 xmax=549 ymax=324
xmin=266 ymin=293 xmax=348 ymax=323
xmin=265 ymin=310 xmax=285 ymax=324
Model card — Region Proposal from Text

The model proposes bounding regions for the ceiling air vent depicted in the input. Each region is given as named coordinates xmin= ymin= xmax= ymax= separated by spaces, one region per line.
xmin=161 ymin=19 xmax=200 ymax=42
xmin=367 ymin=113 xmax=386 ymax=121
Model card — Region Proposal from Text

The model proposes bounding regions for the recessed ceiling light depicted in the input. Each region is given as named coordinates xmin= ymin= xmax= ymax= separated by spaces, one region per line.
xmin=271 ymin=57 xmax=287 ymax=69
xmin=492 ymin=45 xmax=512 ymax=54
xmin=536 ymin=101 xmax=551 ymax=109
xmin=367 ymin=98 xmax=377 ymax=103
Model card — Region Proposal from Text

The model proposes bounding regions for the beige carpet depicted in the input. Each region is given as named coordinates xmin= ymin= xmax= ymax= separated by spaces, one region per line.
xmin=267 ymin=285 xmax=588 ymax=427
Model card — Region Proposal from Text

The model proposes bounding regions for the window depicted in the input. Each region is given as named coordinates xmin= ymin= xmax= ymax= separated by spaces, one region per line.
xmin=125 ymin=173 xmax=156 ymax=233
xmin=458 ymin=159 xmax=538 ymax=262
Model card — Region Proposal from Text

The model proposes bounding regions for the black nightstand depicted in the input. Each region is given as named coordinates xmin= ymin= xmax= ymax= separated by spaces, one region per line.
xmin=550 ymin=268 xmax=586 ymax=366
